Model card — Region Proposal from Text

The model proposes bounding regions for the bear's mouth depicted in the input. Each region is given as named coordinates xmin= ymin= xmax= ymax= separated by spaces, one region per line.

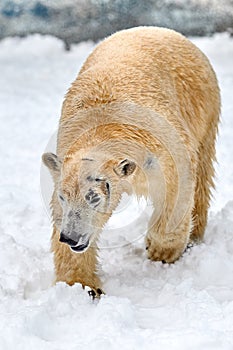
xmin=70 ymin=241 xmax=89 ymax=253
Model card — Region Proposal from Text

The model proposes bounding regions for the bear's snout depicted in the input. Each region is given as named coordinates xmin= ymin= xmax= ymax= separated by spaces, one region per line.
xmin=59 ymin=231 xmax=90 ymax=253
xmin=60 ymin=232 xmax=78 ymax=246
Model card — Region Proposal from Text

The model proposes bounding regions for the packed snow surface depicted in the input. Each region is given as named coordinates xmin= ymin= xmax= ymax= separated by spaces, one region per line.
xmin=0 ymin=33 xmax=233 ymax=349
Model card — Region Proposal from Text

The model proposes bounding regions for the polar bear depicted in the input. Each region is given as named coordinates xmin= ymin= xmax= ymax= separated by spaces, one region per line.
xmin=42 ymin=27 xmax=220 ymax=297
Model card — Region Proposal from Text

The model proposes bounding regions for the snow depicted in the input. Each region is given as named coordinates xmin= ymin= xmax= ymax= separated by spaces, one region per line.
xmin=0 ymin=33 xmax=233 ymax=349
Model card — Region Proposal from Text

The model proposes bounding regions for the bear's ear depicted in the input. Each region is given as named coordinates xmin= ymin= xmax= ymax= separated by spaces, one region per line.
xmin=42 ymin=153 xmax=61 ymax=175
xmin=114 ymin=159 xmax=136 ymax=177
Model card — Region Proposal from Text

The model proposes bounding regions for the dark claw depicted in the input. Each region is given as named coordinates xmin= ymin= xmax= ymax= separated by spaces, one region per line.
xmin=88 ymin=288 xmax=104 ymax=299
xmin=184 ymin=242 xmax=194 ymax=253
xmin=88 ymin=289 xmax=96 ymax=299
xmin=96 ymin=288 xmax=103 ymax=295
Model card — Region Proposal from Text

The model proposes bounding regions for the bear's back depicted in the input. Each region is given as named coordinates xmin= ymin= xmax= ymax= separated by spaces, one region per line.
xmin=62 ymin=27 xmax=220 ymax=142
xmin=80 ymin=27 xmax=198 ymax=73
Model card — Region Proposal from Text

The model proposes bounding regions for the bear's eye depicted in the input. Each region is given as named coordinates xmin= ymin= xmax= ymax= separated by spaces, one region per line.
xmin=59 ymin=195 xmax=64 ymax=201
xmin=100 ymin=181 xmax=110 ymax=196
xmin=106 ymin=182 xmax=110 ymax=193
xmin=86 ymin=176 xmax=103 ymax=183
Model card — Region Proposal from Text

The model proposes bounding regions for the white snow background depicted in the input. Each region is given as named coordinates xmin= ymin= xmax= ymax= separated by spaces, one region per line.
xmin=0 ymin=33 xmax=233 ymax=349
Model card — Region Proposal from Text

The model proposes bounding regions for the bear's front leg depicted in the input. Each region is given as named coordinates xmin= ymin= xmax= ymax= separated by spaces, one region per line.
xmin=146 ymin=212 xmax=192 ymax=263
xmin=51 ymin=227 xmax=103 ymax=297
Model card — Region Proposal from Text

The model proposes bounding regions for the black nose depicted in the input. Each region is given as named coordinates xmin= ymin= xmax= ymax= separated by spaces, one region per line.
xmin=60 ymin=232 xmax=78 ymax=247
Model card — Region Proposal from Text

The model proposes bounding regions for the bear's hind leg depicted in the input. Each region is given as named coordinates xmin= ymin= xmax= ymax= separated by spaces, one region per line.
xmin=190 ymin=129 xmax=217 ymax=242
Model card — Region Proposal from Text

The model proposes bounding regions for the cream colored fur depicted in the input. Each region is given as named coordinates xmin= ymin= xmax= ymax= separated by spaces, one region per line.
xmin=43 ymin=27 xmax=220 ymax=296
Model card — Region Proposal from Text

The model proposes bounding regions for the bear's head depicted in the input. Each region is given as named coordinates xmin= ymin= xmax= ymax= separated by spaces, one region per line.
xmin=42 ymin=149 xmax=139 ymax=253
